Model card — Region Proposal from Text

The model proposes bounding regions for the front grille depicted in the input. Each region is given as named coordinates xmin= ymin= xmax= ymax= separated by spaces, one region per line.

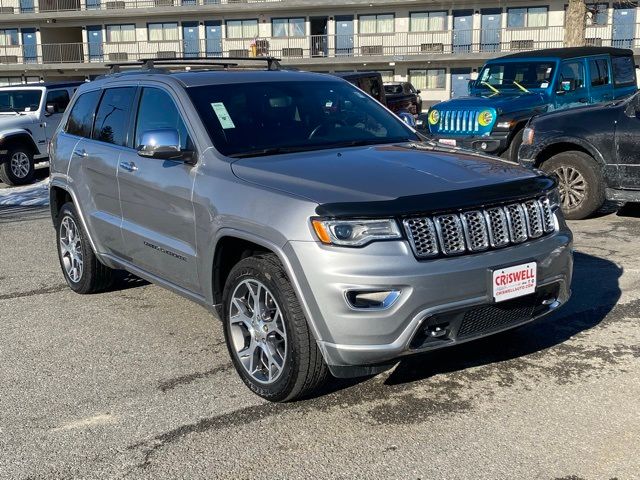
xmin=438 ymin=110 xmax=480 ymax=134
xmin=457 ymin=296 xmax=538 ymax=339
xmin=403 ymin=196 xmax=556 ymax=259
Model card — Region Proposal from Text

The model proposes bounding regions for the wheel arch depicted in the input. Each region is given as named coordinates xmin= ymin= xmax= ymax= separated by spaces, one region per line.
xmin=0 ymin=131 xmax=40 ymax=156
xmin=533 ymin=137 xmax=604 ymax=169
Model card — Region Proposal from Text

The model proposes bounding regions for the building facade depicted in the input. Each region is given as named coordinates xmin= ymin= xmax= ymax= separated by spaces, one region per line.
xmin=0 ymin=0 xmax=638 ymax=104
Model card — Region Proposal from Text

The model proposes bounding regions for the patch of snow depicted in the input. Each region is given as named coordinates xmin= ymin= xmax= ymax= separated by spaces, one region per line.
xmin=0 ymin=179 xmax=50 ymax=207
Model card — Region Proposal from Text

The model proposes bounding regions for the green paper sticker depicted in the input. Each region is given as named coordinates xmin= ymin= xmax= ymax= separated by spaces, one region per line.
xmin=211 ymin=102 xmax=235 ymax=129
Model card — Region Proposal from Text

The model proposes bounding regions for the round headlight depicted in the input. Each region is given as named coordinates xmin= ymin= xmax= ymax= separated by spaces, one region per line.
xmin=428 ymin=109 xmax=440 ymax=125
xmin=478 ymin=110 xmax=494 ymax=127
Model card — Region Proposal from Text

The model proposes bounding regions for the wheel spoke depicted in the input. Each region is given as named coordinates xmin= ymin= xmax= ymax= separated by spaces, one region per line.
xmin=239 ymin=340 xmax=258 ymax=374
xmin=231 ymin=297 xmax=253 ymax=329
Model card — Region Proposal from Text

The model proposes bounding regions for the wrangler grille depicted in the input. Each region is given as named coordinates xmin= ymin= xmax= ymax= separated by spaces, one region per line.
xmin=403 ymin=196 xmax=556 ymax=259
xmin=438 ymin=110 xmax=480 ymax=134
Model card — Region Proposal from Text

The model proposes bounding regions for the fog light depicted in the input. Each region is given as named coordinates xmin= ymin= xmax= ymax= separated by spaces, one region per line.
xmin=345 ymin=290 xmax=401 ymax=310
xmin=480 ymin=142 xmax=488 ymax=150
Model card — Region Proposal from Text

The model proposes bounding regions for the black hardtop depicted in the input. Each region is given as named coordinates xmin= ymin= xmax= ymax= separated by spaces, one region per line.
xmin=498 ymin=46 xmax=634 ymax=60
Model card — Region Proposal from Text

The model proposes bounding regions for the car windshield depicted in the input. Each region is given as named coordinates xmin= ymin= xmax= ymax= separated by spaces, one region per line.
xmin=187 ymin=80 xmax=417 ymax=158
xmin=0 ymin=89 xmax=42 ymax=113
xmin=476 ymin=61 xmax=556 ymax=91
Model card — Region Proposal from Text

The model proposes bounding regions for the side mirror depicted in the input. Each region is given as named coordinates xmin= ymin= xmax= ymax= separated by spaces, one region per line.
xmin=558 ymin=79 xmax=577 ymax=93
xmin=45 ymin=103 xmax=56 ymax=115
xmin=416 ymin=89 xmax=421 ymax=94
xmin=136 ymin=129 xmax=195 ymax=164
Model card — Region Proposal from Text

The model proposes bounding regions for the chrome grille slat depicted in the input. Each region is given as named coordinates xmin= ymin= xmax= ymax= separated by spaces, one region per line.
xmin=403 ymin=196 xmax=557 ymax=259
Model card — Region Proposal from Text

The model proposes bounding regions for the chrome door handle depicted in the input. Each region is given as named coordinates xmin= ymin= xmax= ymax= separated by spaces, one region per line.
xmin=119 ymin=161 xmax=138 ymax=172
xmin=72 ymin=149 xmax=87 ymax=158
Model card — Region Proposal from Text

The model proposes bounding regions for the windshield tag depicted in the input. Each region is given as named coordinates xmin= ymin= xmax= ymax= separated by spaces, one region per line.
xmin=540 ymin=82 xmax=549 ymax=88
xmin=211 ymin=102 xmax=235 ymax=129
xmin=24 ymin=107 xmax=30 ymax=112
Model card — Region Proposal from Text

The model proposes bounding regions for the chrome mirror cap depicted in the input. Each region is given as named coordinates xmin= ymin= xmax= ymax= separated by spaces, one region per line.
xmin=137 ymin=128 xmax=181 ymax=159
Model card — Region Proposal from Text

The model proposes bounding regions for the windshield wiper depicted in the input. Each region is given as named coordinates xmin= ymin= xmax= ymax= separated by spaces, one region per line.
xmin=0 ymin=104 xmax=24 ymax=115
xmin=512 ymin=80 xmax=530 ymax=93
xmin=480 ymin=81 xmax=500 ymax=94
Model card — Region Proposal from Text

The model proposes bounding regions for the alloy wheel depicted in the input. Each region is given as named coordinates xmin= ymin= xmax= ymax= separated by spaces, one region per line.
xmin=555 ymin=166 xmax=586 ymax=209
xmin=229 ymin=279 xmax=287 ymax=384
xmin=59 ymin=216 xmax=84 ymax=283
xmin=10 ymin=152 xmax=30 ymax=179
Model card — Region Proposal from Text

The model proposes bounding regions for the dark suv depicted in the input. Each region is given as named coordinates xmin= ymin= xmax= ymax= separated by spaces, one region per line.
xmin=49 ymin=58 xmax=572 ymax=402
xmin=519 ymin=91 xmax=640 ymax=219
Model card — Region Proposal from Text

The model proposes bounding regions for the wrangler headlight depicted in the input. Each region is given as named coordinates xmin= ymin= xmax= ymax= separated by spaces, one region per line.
xmin=312 ymin=219 xmax=402 ymax=247
xmin=478 ymin=110 xmax=494 ymax=127
xmin=428 ymin=109 xmax=440 ymax=125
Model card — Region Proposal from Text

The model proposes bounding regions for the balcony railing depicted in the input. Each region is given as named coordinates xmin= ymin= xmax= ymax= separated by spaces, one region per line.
xmin=0 ymin=0 xmax=281 ymax=14
xmin=1 ymin=27 xmax=639 ymax=66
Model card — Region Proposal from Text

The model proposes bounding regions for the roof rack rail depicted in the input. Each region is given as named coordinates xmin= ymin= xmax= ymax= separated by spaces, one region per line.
xmin=104 ymin=56 xmax=282 ymax=74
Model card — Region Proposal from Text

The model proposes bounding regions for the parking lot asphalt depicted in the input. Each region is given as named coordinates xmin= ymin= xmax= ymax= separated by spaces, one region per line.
xmin=1 ymin=203 xmax=639 ymax=479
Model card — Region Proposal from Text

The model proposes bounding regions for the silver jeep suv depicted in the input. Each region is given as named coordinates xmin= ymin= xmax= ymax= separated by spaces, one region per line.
xmin=0 ymin=82 xmax=81 ymax=185
xmin=49 ymin=59 xmax=573 ymax=402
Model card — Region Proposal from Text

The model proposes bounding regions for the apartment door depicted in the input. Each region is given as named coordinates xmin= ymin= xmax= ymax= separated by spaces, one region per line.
xmin=612 ymin=4 xmax=637 ymax=48
xmin=452 ymin=10 xmax=473 ymax=53
xmin=335 ymin=15 xmax=354 ymax=56
xmin=21 ymin=28 xmax=37 ymax=64
xmin=182 ymin=22 xmax=200 ymax=58
xmin=450 ymin=68 xmax=471 ymax=98
xmin=481 ymin=9 xmax=502 ymax=52
xmin=87 ymin=25 xmax=103 ymax=62
xmin=310 ymin=17 xmax=328 ymax=57
xmin=204 ymin=21 xmax=222 ymax=57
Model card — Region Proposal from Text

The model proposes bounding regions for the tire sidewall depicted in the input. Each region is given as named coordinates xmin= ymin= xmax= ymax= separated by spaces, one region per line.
xmin=541 ymin=152 xmax=604 ymax=220
xmin=56 ymin=203 xmax=92 ymax=292
xmin=3 ymin=147 xmax=35 ymax=185
xmin=222 ymin=257 xmax=302 ymax=401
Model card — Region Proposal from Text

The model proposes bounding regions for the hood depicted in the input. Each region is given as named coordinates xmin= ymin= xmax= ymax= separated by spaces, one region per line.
xmin=0 ymin=114 xmax=36 ymax=131
xmin=231 ymin=143 xmax=553 ymax=217
xmin=435 ymin=92 xmax=547 ymax=114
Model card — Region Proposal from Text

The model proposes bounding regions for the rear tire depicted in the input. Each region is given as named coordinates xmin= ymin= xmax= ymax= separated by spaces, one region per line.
xmin=222 ymin=254 xmax=329 ymax=402
xmin=55 ymin=202 xmax=113 ymax=293
xmin=540 ymin=151 xmax=605 ymax=220
xmin=0 ymin=147 xmax=35 ymax=186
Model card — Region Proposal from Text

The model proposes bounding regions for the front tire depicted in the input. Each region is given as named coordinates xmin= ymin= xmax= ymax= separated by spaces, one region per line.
xmin=500 ymin=129 xmax=524 ymax=163
xmin=0 ymin=147 xmax=35 ymax=186
xmin=222 ymin=254 xmax=329 ymax=402
xmin=540 ymin=151 xmax=605 ymax=220
xmin=55 ymin=202 xmax=113 ymax=293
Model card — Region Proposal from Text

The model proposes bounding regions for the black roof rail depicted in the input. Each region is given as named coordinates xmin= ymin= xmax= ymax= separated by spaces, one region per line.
xmin=104 ymin=56 xmax=282 ymax=74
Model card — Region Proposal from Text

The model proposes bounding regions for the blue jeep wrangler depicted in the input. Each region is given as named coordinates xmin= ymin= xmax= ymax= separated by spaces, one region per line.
xmin=426 ymin=47 xmax=638 ymax=162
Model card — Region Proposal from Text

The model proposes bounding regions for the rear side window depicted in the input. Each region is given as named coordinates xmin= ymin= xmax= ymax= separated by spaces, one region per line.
xmin=612 ymin=56 xmax=636 ymax=87
xmin=46 ymin=89 xmax=70 ymax=113
xmin=65 ymin=90 xmax=101 ymax=138
xmin=589 ymin=58 xmax=610 ymax=87
xmin=92 ymin=87 xmax=136 ymax=147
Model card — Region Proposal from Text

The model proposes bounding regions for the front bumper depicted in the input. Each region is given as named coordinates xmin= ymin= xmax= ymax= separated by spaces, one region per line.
xmin=286 ymin=225 xmax=573 ymax=372
xmin=428 ymin=131 xmax=511 ymax=155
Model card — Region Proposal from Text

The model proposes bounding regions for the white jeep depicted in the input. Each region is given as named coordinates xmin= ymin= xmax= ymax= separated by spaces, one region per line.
xmin=0 ymin=82 xmax=81 ymax=186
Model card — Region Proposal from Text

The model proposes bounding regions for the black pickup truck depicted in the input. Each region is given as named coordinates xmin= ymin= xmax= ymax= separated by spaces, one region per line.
xmin=519 ymin=91 xmax=640 ymax=219
xmin=384 ymin=82 xmax=422 ymax=114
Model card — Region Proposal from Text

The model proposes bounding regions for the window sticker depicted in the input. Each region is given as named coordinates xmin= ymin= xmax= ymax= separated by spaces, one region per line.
xmin=211 ymin=102 xmax=235 ymax=129
xmin=540 ymin=81 xmax=549 ymax=88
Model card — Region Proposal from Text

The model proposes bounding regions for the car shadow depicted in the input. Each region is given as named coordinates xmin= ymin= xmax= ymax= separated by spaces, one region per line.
xmin=106 ymin=270 xmax=150 ymax=292
xmin=382 ymin=251 xmax=622 ymax=386
xmin=617 ymin=202 xmax=640 ymax=218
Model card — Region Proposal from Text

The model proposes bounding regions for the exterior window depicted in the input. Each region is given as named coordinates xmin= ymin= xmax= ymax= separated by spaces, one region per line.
xmin=148 ymin=23 xmax=179 ymax=42
xmin=92 ymin=87 xmax=137 ymax=147
xmin=226 ymin=19 xmax=259 ymax=39
xmin=0 ymin=29 xmax=19 ymax=46
xmin=359 ymin=14 xmax=394 ymax=34
xmin=612 ymin=56 xmax=635 ymax=86
xmin=587 ymin=3 xmax=608 ymax=26
xmin=46 ymin=89 xmax=71 ymax=113
xmin=559 ymin=61 xmax=586 ymax=89
xmin=507 ymin=7 xmax=548 ymax=28
xmin=409 ymin=69 xmax=446 ymax=90
xmin=106 ymin=24 xmax=136 ymax=43
xmin=65 ymin=90 xmax=101 ymax=138
xmin=135 ymin=88 xmax=191 ymax=151
xmin=409 ymin=12 xmax=447 ymax=32
xmin=272 ymin=18 xmax=305 ymax=37
xmin=589 ymin=58 xmax=610 ymax=86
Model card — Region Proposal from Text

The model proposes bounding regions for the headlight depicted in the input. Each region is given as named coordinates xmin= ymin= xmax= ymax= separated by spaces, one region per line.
xmin=496 ymin=121 xmax=514 ymax=129
xmin=428 ymin=109 xmax=440 ymax=125
xmin=312 ymin=218 xmax=402 ymax=247
xmin=478 ymin=110 xmax=494 ymax=127
xmin=547 ymin=187 xmax=561 ymax=210
xmin=522 ymin=127 xmax=535 ymax=145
